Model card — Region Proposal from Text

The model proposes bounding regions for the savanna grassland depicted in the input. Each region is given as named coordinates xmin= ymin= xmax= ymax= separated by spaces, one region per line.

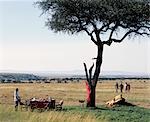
xmin=0 ymin=79 xmax=150 ymax=122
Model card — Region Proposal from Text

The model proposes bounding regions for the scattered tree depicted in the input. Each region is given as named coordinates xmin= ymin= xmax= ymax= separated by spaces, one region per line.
xmin=36 ymin=0 xmax=150 ymax=107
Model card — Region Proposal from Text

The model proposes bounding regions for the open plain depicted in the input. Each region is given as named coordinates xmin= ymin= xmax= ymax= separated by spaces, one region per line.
xmin=0 ymin=79 xmax=150 ymax=122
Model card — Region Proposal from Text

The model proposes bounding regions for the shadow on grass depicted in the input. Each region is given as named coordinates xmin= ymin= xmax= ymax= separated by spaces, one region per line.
xmin=62 ymin=102 xmax=148 ymax=115
xmin=116 ymin=101 xmax=135 ymax=106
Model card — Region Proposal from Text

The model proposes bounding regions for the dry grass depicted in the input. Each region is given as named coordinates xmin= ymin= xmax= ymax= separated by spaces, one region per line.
xmin=0 ymin=105 xmax=98 ymax=122
xmin=0 ymin=79 xmax=150 ymax=108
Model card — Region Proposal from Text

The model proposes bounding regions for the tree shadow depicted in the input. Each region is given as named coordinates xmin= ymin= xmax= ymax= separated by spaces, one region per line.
xmin=60 ymin=102 xmax=146 ymax=114
xmin=100 ymin=103 xmax=149 ymax=115
xmin=92 ymin=102 xmax=137 ymax=112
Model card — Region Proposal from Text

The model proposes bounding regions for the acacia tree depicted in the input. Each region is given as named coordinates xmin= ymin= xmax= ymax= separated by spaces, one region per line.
xmin=36 ymin=0 xmax=150 ymax=107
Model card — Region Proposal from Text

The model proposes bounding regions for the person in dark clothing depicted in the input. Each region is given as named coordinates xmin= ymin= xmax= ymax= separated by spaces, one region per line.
xmin=127 ymin=83 xmax=131 ymax=92
xmin=115 ymin=82 xmax=119 ymax=93
xmin=120 ymin=83 xmax=124 ymax=93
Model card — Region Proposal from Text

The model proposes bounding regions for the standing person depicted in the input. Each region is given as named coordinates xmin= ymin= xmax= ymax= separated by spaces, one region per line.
xmin=14 ymin=88 xmax=20 ymax=111
xmin=120 ymin=82 xmax=124 ymax=93
xmin=127 ymin=83 xmax=131 ymax=92
xmin=124 ymin=82 xmax=128 ymax=92
xmin=115 ymin=82 xmax=119 ymax=93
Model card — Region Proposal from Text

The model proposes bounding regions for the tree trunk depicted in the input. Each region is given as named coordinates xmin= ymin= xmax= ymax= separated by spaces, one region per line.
xmin=93 ymin=44 xmax=103 ymax=86
xmin=84 ymin=44 xmax=104 ymax=108
xmin=86 ymin=85 xmax=96 ymax=107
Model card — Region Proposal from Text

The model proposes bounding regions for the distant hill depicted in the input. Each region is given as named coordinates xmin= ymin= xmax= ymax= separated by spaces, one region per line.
xmin=34 ymin=70 xmax=150 ymax=79
xmin=0 ymin=73 xmax=42 ymax=82
xmin=0 ymin=70 xmax=149 ymax=83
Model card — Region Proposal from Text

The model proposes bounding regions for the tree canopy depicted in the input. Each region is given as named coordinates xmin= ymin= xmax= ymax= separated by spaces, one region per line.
xmin=36 ymin=0 xmax=150 ymax=46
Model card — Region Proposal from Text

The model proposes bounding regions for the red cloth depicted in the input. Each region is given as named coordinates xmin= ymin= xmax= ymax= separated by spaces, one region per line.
xmin=85 ymin=81 xmax=91 ymax=103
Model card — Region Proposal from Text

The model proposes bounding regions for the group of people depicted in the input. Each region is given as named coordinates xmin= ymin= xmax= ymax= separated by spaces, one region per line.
xmin=115 ymin=82 xmax=130 ymax=93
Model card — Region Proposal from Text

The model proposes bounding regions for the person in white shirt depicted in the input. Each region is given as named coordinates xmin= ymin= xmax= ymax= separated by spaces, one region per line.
xmin=14 ymin=88 xmax=20 ymax=111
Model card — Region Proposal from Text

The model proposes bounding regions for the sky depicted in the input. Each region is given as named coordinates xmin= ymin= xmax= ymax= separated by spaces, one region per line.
xmin=0 ymin=0 xmax=150 ymax=74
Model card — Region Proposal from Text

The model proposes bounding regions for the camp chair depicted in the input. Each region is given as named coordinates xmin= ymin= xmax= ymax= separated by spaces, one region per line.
xmin=20 ymin=100 xmax=28 ymax=111
xmin=55 ymin=100 xmax=63 ymax=110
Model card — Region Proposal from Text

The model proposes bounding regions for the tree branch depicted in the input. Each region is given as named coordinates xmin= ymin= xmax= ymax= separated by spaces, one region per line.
xmin=90 ymin=33 xmax=98 ymax=45
xmin=77 ymin=17 xmax=98 ymax=45
xmin=111 ymin=31 xmax=133 ymax=43
xmin=83 ymin=29 xmax=98 ymax=45
xmin=102 ymin=22 xmax=119 ymax=46
xmin=83 ymin=63 xmax=91 ymax=86
xmin=103 ymin=25 xmax=150 ymax=45
xmin=134 ymin=31 xmax=150 ymax=36
xmin=98 ymin=22 xmax=112 ymax=34
xmin=89 ymin=63 xmax=94 ymax=86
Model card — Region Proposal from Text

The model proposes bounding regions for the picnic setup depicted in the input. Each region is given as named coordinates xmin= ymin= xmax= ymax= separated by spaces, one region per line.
xmin=20 ymin=97 xmax=63 ymax=112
